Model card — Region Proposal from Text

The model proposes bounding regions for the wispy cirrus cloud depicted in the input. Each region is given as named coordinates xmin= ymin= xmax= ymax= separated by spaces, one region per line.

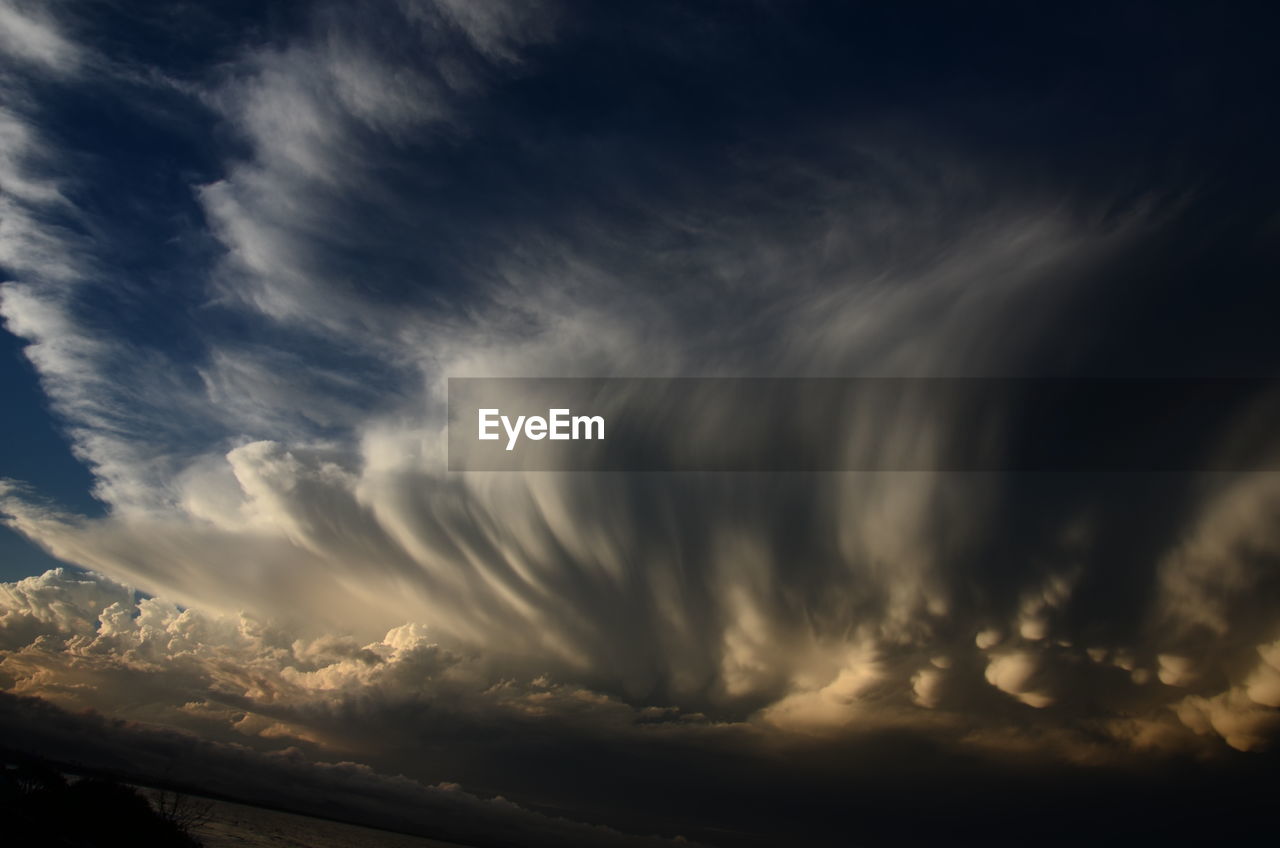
xmin=0 ymin=0 xmax=80 ymax=74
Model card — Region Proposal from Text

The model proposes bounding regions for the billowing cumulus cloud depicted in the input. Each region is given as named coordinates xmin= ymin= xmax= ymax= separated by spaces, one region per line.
xmin=1 ymin=1 xmax=1278 ymax=844
xmin=2 ymin=564 xmax=1276 ymax=844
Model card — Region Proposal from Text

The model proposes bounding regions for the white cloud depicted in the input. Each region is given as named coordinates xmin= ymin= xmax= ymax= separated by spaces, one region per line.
xmin=760 ymin=640 xmax=885 ymax=730
xmin=1175 ymin=688 xmax=1280 ymax=753
xmin=0 ymin=1 xmax=80 ymax=73
xmin=911 ymin=666 xmax=945 ymax=708
xmin=1156 ymin=472 xmax=1280 ymax=636
xmin=0 ymin=566 xmax=130 ymax=647
xmin=402 ymin=0 xmax=558 ymax=63
xmin=1246 ymin=639 xmax=1280 ymax=707
xmin=1156 ymin=654 xmax=1196 ymax=687
xmin=984 ymin=651 xmax=1054 ymax=708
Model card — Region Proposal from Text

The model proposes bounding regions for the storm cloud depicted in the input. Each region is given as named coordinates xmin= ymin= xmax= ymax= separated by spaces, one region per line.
xmin=1 ymin=1 xmax=1278 ymax=844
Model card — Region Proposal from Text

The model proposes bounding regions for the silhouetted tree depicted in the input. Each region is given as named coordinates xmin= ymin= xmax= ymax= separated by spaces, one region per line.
xmin=2 ymin=754 xmax=202 ymax=847
xmin=155 ymin=788 xmax=215 ymax=835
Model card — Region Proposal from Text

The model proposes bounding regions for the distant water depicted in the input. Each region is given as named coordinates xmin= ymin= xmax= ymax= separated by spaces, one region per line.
xmin=138 ymin=789 xmax=471 ymax=848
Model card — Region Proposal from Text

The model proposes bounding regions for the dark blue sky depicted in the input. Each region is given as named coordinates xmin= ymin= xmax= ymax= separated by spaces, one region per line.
xmin=0 ymin=326 xmax=98 ymax=578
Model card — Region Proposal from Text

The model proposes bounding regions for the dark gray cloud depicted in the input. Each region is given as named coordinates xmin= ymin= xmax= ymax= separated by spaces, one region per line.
xmin=0 ymin=691 xmax=696 ymax=847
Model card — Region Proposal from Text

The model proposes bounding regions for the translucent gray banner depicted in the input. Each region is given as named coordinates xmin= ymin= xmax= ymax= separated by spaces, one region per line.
xmin=447 ymin=378 xmax=1280 ymax=471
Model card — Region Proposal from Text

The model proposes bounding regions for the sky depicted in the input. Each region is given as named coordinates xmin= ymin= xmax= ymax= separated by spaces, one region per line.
xmin=1 ymin=1 xmax=1279 ymax=845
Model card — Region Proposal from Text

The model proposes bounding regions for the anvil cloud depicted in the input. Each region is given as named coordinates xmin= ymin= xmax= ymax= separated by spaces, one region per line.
xmin=1 ymin=1 xmax=1278 ymax=845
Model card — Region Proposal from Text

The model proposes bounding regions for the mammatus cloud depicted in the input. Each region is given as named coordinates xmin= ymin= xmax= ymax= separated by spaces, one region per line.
xmin=2 ymin=565 xmax=1278 ymax=844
